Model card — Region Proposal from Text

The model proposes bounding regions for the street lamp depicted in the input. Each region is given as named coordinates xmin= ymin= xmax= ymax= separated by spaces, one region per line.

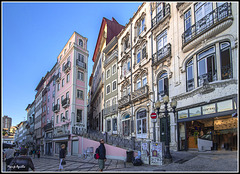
xmin=155 ymin=95 xmax=177 ymax=164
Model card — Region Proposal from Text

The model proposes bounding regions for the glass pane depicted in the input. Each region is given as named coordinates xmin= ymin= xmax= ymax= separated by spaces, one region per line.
xmin=187 ymin=65 xmax=193 ymax=80
xmin=142 ymin=77 xmax=147 ymax=86
xmin=137 ymin=120 xmax=141 ymax=134
xmin=142 ymin=119 xmax=147 ymax=133
xmin=217 ymin=100 xmax=233 ymax=112
xmin=198 ymin=59 xmax=206 ymax=76
xmin=137 ymin=52 xmax=141 ymax=63
xmin=158 ymin=79 xmax=164 ymax=95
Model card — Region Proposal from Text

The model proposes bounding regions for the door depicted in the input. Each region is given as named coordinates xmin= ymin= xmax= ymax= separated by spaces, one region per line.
xmin=72 ymin=140 xmax=78 ymax=156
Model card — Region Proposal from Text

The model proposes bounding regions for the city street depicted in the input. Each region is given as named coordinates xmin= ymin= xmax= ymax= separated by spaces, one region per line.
xmin=2 ymin=150 xmax=238 ymax=172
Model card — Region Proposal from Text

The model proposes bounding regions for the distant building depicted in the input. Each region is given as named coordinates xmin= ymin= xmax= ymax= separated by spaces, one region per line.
xmin=2 ymin=115 xmax=12 ymax=129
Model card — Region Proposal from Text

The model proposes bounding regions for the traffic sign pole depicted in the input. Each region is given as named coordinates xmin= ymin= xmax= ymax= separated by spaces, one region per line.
xmin=151 ymin=112 xmax=157 ymax=142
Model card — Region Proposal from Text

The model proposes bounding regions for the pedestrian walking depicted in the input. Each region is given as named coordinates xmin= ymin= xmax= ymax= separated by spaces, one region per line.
xmin=4 ymin=147 xmax=15 ymax=171
xmin=59 ymin=144 xmax=66 ymax=171
xmin=97 ymin=139 xmax=107 ymax=172
xmin=8 ymin=148 xmax=35 ymax=171
xmin=37 ymin=149 xmax=41 ymax=158
xmin=32 ymin=149 xmax=36 ymax=159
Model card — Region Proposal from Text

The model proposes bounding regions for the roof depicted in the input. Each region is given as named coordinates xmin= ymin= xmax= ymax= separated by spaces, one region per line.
xmin=92 ymin=17 xmax=124 ymax=62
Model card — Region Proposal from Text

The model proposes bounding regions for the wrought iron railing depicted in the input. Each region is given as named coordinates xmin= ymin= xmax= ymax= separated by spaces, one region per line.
xmin=187 ymin=78 xmax=195 ymax=92
xmin=198 ymin=71 xmax=217 ymax=86
xmin=152 ymin=3 xmax=170 ymax=28
xmin=53 ymin=104 xmax=60 ymax=113
xmin=76 ymin=60 xmax=86 ymax=69
xmin=131 ymin=85 xmax=149 ymax=102
xmin=44 ymin=122 xmax=53 ymax=131
xmin=182 ymin=2 xmax=232 ymax=46
xmin=55 ymin=72 xmax=61 ymax=82
xmin=62 ymin=61 xmax=71 ymax=72
xmin=61 ymin=98 xmax=70 ymax=108
xmin=152 ymin=43 xmax=171 ymax=65
xmin=118 ymin=95 xmax=131 ymax=109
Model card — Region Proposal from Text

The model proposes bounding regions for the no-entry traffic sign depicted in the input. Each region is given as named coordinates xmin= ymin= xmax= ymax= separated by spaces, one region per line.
xmin=151 ymin=112 xmax=157 ymax=119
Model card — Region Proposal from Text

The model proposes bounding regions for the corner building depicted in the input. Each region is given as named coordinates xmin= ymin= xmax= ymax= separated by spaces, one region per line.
xmin=52 ymin=31 xmax=89 ymax=156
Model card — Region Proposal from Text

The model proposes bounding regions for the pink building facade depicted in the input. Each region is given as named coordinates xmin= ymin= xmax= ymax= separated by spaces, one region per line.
xmin=52 ymin=32 xmax=89 ymax=156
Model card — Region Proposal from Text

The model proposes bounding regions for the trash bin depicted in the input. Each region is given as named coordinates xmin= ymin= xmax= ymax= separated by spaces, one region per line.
xmin=126 ymin=150 xmax=134 ymax=162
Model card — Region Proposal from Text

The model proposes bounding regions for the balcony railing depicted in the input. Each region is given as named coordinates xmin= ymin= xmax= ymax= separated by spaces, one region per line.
xmin=118 ymin=95 xmax=131 ymax=109
xmin=44 ymin=122 xmax=53 ymax=131
xmin=198 ymin=71 xmax=217 ymax=87
xmin=76 ymin=60 xmax=86 ymax=69
xmin=104 ymin=104 xmax=118 ymax=116
xmin=55 ymin=72 xmax=61 ymax=82
xmin=152 ymin=3 xmax=170 ymax=28
xmin=53 ymin=104 xmax=60 ymax=113
xmin=182 ymin=2 xmax=232 ymax=46
xmin=61 ymin=98 xmax=70 ymax=108
xmin=104 ymin=50 xmax=118 ymax=67
xmin=62 ymin=61 xmax=71 ymax=73
xmin=152 ymin=43 xmax=171 ymax=65
xmin=131 ymin=85 xmax=149 ymax=102
xmin=53 ymin=130 xmax=70 ymax=138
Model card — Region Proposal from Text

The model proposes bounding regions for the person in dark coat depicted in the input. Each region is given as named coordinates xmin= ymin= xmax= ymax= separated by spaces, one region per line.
xmin=37 ymin=149 xmax=40 ymax=158
xmin=8 ymin=148 xmax=35 ymax=171
xmin=59 ymin=144 xmax=66 ymax=171
xmin=97 ymin=139 xmax=107 ymax=172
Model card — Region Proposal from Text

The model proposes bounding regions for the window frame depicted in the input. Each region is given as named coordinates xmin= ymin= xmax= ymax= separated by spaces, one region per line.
xmin=106 ymin=84 xmax=111 ymax=95
xmin=112 ymin=80 xmax=117 ymax=92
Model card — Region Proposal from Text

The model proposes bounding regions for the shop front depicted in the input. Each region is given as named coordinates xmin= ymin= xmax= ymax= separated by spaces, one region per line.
xmin=53 ymin=136 xmax=69 ymax=155
xmin=177 ymin=98 xmax=237 ymax=151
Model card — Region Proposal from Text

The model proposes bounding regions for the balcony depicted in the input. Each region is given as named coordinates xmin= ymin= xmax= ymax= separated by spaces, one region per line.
xmin=104 ymin=50 xmax=118 ymax=67
xmin=76 ymin=60 xmax=86 ymax=70
xmin=42 ymin=87 xmax=48 ymax=97
xmin=104 ymin=104 xmax=118 ymax=116
xmin=152 ymin=3 xmax=170 ymax=29
xmin=53 ymin=104 xmax=60 ymax=113
xmin=152 ymin=43 xmax=171 ymax=66
xmin=44 ymin=122 xmax=53 ymax=131
xmin=53 ymin=130 xmax=70 ymax=138
xmin=118 ymin=95 xmax=131 ymax=109
xmin=62 ymin=61 xmax=71 ymax=73
xmin=61 ymin=97 xmax=70 ymax=108
xmin=131 ymin=85 xmax=149 ymax=102
xmin=182 ymin=3 xmax=233 ymax=52
xmin=55 ymin=72 xmax=61 ymax=82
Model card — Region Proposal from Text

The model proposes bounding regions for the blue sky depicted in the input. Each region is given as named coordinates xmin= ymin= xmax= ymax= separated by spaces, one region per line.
xmin=2 ymin=2 xmax=142 ymax=126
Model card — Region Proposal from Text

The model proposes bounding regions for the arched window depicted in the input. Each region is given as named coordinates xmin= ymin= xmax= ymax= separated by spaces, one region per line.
xmin=79 ymin=39 xmax=83 ymax=47
xmin=158 ymin=72 xmax=169 ymax=100
xmin=220 ymin=42 xmax=232 ymax=80
xmin=122 ymin=114 xmax=130 ymax=136
xmin=186 ymin=59 xmax=194 ymax=91
xmin=136 ymin=109 xmax=147 ymax=138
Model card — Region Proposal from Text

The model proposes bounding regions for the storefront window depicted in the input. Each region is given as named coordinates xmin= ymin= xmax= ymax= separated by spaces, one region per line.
xmin=217 ymin=99 xmax=233 ymax=112
xmin=202 ymin=103 xmax=216 ymax=115
xmin=178 ymin=110 xmax=188 ymax=119
xmin=189 ymin=107 xmax=201 ymax=117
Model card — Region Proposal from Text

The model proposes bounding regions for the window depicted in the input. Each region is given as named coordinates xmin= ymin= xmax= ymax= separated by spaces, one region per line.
xmin=124 ymin=36 xmax=129 ymax=51
xmin=61 ymin=95 xmax=64 ymax=103
xmin=137 ymin=80 xmax=141 ymax=89
xmin=62 ymin=79 xmax=64 ymax=87
xmin=79 ymin=39 xmax=83 ymax=47
xmin=112 ymin=118 xmax=117 ymax=132
xmin=142 ymin=44 xmax=146 ymax=59
xmin=52 ymin=89 xmax=55 ymax=98
xmin=142 ymin=76 xmax=147 ymax=86
xmin=127 ymin=86 xmax=131 ymax=95
xmin=197 ymin=46 xmax=216 ymax=86
xmin=158 ymin=72 xmax=169 ymax=99
xmin=122 ymin=114 xmax=130 ymax=136
xmin=76 ymin=109 xmax=82 ymax=123
xmin=195 ymin=2 xmax=213 ymax=33
xmin=61 ymin=113 xmax=64 ymax=122
xmin=112 ymin=64 xmax=117 ymax=75
xmin=78 ymin=71 xmax=84 ymax=81
xmin=112 ymin=80 xmax=117 ymax=91
xmin=67 ymin=74 xmax=70 ymax=83
xmin=78 ymin=53 xmax=84 ymax=62
xmin=184 ymin=9 xmax=192 ymax=41
xmin=137 ymin=51 xmax=141 ymax=64
xmin=186 ymin=59 xmax=194 ymax=91
xmin=57 ymin=83 xmax=60 ymax=91
xmin=157 ymin=30 xmax=167 ymax=53
xmin=56 ymin=115 xmax=59 ymax=123
xmin=137 ymin=17 xmax=145 ymax=36
xmin=66 ymin=91 xmax=69 ymax=99
xmin=77 ymin=89 xmax=83 ymax=99
xmin=106 ymin=69 xmax=110 ymax=79
xmin=59 ymin=55 xmax=62 ymax=61
xmin=47 ymin=106 xmax=49 ymax=114
xmin=220 ymin=42 xmax=232 ymax=80
xmin=106 ymin=84 xmax=111 ymax=94
xmin=65 ymin=110 xmax=68 ymax=120
xmin=136 ymin=109 xmax=147 ymax=137
xmin=107 ymin=120 xmax=111 ymax=132
xmin=127 ymin=61 xmax=131 ymax=71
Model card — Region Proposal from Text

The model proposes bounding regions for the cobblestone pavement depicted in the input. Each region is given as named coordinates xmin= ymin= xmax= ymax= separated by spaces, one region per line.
xmin=2 ymin=150 xmax=238 ymax=172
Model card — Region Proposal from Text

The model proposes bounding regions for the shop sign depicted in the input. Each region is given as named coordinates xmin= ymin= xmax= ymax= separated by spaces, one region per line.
xmin=178 ymin=110 xmax=188 ymax=119
xmin=217 ymin=99 xmax=233 ymax=113
xmin=202 ymin=103 xmax=216 ymax=115
xmin=189 ymin=107 xmax=201 ymax=117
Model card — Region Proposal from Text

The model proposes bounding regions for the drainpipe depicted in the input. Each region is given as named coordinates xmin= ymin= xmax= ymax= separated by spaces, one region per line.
xmin=130 ymin=22 xmax=133 ymax=139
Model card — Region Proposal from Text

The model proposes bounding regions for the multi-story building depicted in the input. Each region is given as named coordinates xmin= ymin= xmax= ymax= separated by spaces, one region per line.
xmin=43 ymin=63 xmax=57 ymax=155
xmin=117 ymin=2 xmax=154 ymax=140
xmin=2 ymin=115 xmax=12 ymax=129
xmin=34 ymin=77 xmax=45 ymax=151
xmin=52 ymin=31 xmax=89 ymax=156
xmin=103 ymin=36 xmax=119 ymax=135
xmin=14 ymin=121 xmax=28 ymax=148
xmin=25 ymin=101 xmax=35 ymax=152
xmin=90 ymin=17 xmax=124 ymax=132
xmin=172 ymin=2 xmax=238 ymax=151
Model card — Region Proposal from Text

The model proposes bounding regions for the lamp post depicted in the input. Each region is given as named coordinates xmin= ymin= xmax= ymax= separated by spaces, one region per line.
xmin=155 ymin=95 xmax=177 ymax=164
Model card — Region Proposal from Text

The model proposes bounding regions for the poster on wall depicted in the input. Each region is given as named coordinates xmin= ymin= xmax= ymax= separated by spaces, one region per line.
xmin=150 ymin=142 xmax=165 ymax=165
xmin=141 ymin=142 xmax=150 ymax=165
